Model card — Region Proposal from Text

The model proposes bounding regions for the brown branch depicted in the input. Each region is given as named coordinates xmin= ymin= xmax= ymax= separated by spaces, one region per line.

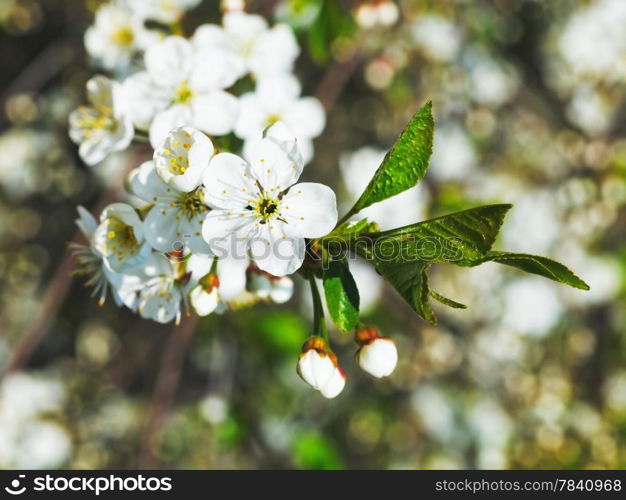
xmin=314 ymin=52 xmax=362 ymax=112
xmin=138 ymin=315 xmax=199 ymax=469
xmin=0 ymin=161 xmax=135 ymax=379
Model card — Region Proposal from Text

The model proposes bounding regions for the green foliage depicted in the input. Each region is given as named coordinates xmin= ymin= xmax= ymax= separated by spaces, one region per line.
xmin=323 ymin=258 xmax=360 ymax=332
xmin=351 ymin=102 xmax=434 ymax=213
xmin=457 ymin=251 xmax=590 ymax=290
xmin=306 ymin=0 xmax=354 ymax=63
xmin=291 ymin=431 xmax=343 ymax=469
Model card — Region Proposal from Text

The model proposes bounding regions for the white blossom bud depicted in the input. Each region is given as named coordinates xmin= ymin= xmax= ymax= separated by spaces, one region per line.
xmin=355 ymin=327 xmax=398 ymax=378
xmin=297 ymin=337 xmax=345 ymax=398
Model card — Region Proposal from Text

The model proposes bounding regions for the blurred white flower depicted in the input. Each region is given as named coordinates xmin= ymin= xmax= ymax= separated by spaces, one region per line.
xmin=132 ymin=0 xmax=201 ymax=24
xmin=69 ymin=76 xmax=133 ymax=166
xmin=237 ymin=74 xmax=325 ymax=165
xmin=429 ymin=123 xmax=476 ymax=182
xmin=121 ymin=36 xmax=242 ymax=146
xmin=14 ymin=421 xmax=71 ymax=469
xmin=130 ymin=160 xmax=211 ymax=255
xmin=202 ymin=123 xmax=337 ymax=276
xmin=340 ymin=146 xmax=428 ymax=229
xmin=465 ymin=50 xmax=518 ymax=107
xmin=93 ymin=202 xmax=151 ymax=272
xmin=348 ymin=258 xmax=383 ymax=313
xmin=566 ymin=85 xmax=614 ymax=136
xmin=0 ymin=129 xmax=51 ymax=199
xmin=502 ymin=278 xmax=564 ymax=337
xmin=558 ymin=0 xmax=626 ymax=82
xmin=249 ymin=271 xmax=294 ymax=304
xmin=355 ymin=0 xmax=399 ymax=29
xmin=85 ymin=1 xmax=158 ymax=72
xmin=411 ymin=15 xmax=461 ymax=63
xmin=221 ymin=11 xmax=299 ymax=77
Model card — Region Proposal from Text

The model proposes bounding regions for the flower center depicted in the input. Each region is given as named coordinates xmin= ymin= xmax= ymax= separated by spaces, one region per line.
xmin=265 ymin=113 xmax=282 ymax=127
xmin=102 ymin=217 xmax=139 ymax=261
xmin=111 ymin=27 xmax=135 ymax=46
xmin=74 ymin=106 xmax=115 ymax=137
xmin=176 ymin=190 xmax=207 ymax=220
xmin=174 ymin=81 xmax=194 ymax=104
xmin=249 ymin=193 xmax=282 ymax=223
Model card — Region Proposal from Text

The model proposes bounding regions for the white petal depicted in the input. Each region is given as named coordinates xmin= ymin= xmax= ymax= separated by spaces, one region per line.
xmin=281 ymin=182 xmax=337 ymax=238
xmin=142 ymin=206 xmax=183 ymax=253
xmin=234 ymin=93 xmax=267 ymax=139
xmin=189 ymin=48 xmax=245 ymax=91
xmin=129 ymin=161 xmax=173 ymax=203
xmin=187 ymin=253 xmax=215 ymax=282
xmin=202 ymin=152 xmax=257 ymax=210
xmin=283 ymin=97 xmax=325 ymax=139
xmin=357 ymin=338 xmax=398 ymax=378
xmin=216 ymin=255 xmax=249 ymax=300
xmin=202 ymin=208 xmax=255 ymax=258
xmin=145 ymin=36 xmax=192 ymax=87
xmin=86 ymin=75 xmax=114 ymax=108
xmin=245 ymin=136 xmax=302 ymax=191
xmin=78 ymin=134 xmax=116 ymax=166
xmin=149 ymin=105 xmax=193 ymax=148
xmin=297 ymin=350 xmax=335 ymax=390
xmin=270 ymin=277 xmax=294 ymax=304
xmin=75 ymin=206 xmax=97 ymax=239
xmin=249 ymin=225 xmax=304 ymax=276
xmin=319 ymin=368 xmax=346 ymax=399
xmin=193 ymin=24 xmax=233 ymax=51
xmin=120 ymin=72 xmax=170 ymax=128
xmin=249 ymin=25 xmax=299 ymax=77
xmin=190 ymin=285 xmax=219 ymax=316
xmin=256 ymin=73 xmax=301 ymax=103
xmin=190 ymin=91 xmax=239 ymax=136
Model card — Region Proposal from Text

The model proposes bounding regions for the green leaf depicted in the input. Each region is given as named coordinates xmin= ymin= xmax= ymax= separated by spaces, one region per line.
xmin=429 ymin=289 xmax=467 ymax=309
xmin=323 ymin=258 xmax=360 ymax=332
xmin=352 ymin=102 xmax=434 ymax=213
xmin=357 ymin=204 xmax=512 ymax=264
xmin=353 ymin=204 xmax=512 ymax=324
xmin=457 ymin=251 xmax=590 ymax=290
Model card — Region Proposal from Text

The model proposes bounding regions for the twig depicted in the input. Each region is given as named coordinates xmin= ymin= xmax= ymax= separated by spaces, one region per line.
xmin=0 ymin=162 xmax=134 ymax=379
xmin=314 ymin=52 xmax=362 ymax=112
xmin=138 ymin=315 xmax=199 ymax=469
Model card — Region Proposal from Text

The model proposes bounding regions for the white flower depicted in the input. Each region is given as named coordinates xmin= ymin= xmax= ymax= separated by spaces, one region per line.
xmin=69 ymin=75 xmax=134 ymax=166
xmin=93 ymin=202 xmax=151 ymax=272
xmin=411 ymin=15 xmax=461 ymax=63
xmin=297 ymin=337 xmax=345 ymax=399
xmin=340 ymin=146 xmax=428 ymax=230
xmin=132 ymin=0 xmax=201 ymax=24
xmin=236 ymin=74 xmax=325 ymax=165
xmin=72 ymin=206 xmax=139 ymax=308
xmin=355 ymin=328 xmax=398 ymax=378
xmin=121 ymin=36 xmax=242 ymax=147
xmin=186 ymin=253 xmax=248 ymax=316
xmin=85 ymin=1 xmax=158 ymax=72
xmin=221 ymin=11 xmax=299 ymax=77
xmin=153 ymin=126 xmax=214 ymax=192
xmin=248 ymin=270 xmax=294 ymax=304
xmin=130 ymin=159 xmax=211 ymax=255
xmin=122 ymin=252 xmax=185 ymax=324
xmin=202 ymin=123 xmax=337 ymax=276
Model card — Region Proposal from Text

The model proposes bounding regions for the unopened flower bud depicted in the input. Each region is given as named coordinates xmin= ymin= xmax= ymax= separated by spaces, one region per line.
xmin=190 ymin=273 xmax=220 ymax=316
xmin=355 ymin=327 xmax=398 ymax=378
xmin=297 ymin=337 xmax=345 ymax=399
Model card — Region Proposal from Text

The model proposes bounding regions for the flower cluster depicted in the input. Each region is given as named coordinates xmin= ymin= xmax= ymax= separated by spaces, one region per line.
xmin=70 ymin=1 xmax=324 ymax=165
xmin=73 ymin=122 xmax=335 ymax=324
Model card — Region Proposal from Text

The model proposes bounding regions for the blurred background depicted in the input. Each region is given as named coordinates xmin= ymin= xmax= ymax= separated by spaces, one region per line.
xmin=1 ymin=0 xmax=626 ymax=469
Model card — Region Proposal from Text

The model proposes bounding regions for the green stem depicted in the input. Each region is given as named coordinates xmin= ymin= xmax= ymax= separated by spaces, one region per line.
xmin=308 ymin=271 xmax=328 ymax=341
xmin=335 ymin=206 xmax=359 ymax=228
